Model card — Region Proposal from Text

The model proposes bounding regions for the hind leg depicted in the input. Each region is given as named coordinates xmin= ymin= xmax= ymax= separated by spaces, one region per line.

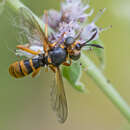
xmin=32 ymin=68 xmax=41 ymax=78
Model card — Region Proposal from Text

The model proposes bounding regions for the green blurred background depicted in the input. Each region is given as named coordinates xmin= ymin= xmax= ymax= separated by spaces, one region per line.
xmin=0 ymin=0 xmax=130 ymax=130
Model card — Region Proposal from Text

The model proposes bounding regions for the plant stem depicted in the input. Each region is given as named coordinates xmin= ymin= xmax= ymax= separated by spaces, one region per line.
xmin=5 ymin=0 xmax=130 ymax=122
xmin=80 ymin=53 xmax=130 ymax=122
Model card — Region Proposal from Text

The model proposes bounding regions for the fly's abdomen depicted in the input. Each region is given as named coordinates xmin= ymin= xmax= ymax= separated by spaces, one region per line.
xmin=9 ymin=59 xmax=40 ymax=78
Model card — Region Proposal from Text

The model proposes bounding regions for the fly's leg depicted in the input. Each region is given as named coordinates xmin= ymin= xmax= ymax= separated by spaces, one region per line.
xmin=32 ymin=68 xmax=41 ymax=77
xmin=16 ymin=45 xmax=40 ymax=55
xmin=49 ymin=32 xmax=66 ymax=48
xmin=62 ymin=58 xmax=72 ymax=66
xmin=43 ymin=10 xmax=49 ymax=54
xmin=62 ymin=62 xmax=71 ymax=66
xmin=44 ymin=10 xmax=48 ymax=39
xmin=49 ymin=65 xmax=57 ymax=73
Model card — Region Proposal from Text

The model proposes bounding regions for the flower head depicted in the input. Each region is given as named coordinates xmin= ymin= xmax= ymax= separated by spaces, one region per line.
xmin=45 ymin=0 xmax=104 ymax=45
xmin=61 ymin=0 xmax=93 ymax=23
xmin=17 ymin=0 xmax=105 ymax=57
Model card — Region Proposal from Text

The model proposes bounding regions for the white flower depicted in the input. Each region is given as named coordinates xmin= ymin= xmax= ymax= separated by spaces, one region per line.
xmin=16 ymin=0 xmax=104 ymax=57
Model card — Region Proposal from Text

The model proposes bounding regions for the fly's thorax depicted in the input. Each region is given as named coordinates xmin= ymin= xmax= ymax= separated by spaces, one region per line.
xmin=48 ymin=47 xmax=67 ymax=66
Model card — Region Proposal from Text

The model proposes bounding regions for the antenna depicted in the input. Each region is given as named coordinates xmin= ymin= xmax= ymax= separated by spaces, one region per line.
xmin=80 ymin=30 xmax=103 ymax=49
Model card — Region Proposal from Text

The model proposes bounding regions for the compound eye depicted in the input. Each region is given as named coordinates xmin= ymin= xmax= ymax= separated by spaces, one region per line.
xmin=65 ymin=37 xmax=75 ymax=46
xmin=75 ymin=44 xmax=81 ymax=50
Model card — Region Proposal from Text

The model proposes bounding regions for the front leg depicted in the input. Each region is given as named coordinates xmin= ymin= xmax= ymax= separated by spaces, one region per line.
xmin=62 ymin=59 xmax=72 ymax=66
xmin=49 ymin=65 xmax=57 ymax=72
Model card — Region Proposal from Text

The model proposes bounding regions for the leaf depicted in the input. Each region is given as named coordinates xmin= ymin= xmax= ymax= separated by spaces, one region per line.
xmin=62 ymin=61 xmax=86 ymax=93
xmin=89 ymin=39 xmax=105 ymax=69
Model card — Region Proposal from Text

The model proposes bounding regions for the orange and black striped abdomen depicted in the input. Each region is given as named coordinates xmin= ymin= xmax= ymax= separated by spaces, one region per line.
xmin=9 ymin=59 xmax=40 ymax=78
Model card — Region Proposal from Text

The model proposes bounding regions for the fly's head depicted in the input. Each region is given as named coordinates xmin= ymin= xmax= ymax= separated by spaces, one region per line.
xmin=64 ymin=36 xmax=81 ymax=60
xmin=64 ymin=30 xmax=104 ymax=61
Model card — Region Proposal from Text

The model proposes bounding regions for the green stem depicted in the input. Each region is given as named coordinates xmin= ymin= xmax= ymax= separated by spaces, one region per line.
xmin=5 ymin=0 xmax=130 ymax=122
xmin=80 ymin=53 xmax=130 ymax=122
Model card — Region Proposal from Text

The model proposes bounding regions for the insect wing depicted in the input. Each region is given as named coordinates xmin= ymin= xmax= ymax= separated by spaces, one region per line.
xmin=18 ymin=7 xmax=46 ymax=46
xmin=50 ymin=67 xmax=68 ymax=123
